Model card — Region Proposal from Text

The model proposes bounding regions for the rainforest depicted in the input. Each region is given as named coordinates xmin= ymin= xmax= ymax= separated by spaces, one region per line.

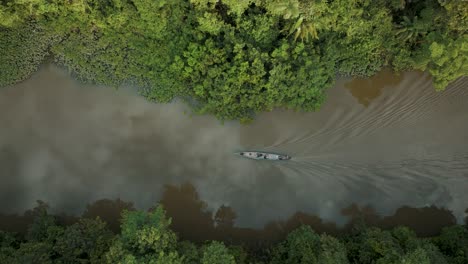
xmin=1 ymin=0 xmax=466 ymax=121
xmin=1 ymin=0 xmax=467 ymax=263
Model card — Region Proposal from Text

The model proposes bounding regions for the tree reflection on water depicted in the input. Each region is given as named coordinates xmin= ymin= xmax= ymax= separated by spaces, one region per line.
xmin=0 ymin=183 xmax=462 ymax=248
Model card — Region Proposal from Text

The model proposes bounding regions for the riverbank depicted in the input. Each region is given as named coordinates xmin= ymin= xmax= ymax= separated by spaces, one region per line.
xmin=0 ymin=197 xmax=467 ymax=263
xmin=2 ymin=1 xmax=466 ymax=121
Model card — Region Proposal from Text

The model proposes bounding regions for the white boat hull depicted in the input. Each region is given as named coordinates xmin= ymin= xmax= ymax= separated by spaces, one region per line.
xmin=237 ymin=151 xmax=291 ymax=160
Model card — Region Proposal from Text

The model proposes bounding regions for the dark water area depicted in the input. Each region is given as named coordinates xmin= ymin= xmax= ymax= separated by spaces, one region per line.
xmin=344 ymin=68 xmax=404 ymax=107
xmin=0 ymin=183 xmax=464 ymax=247
xmin=0 ymin=65 xmax=467 ymax=241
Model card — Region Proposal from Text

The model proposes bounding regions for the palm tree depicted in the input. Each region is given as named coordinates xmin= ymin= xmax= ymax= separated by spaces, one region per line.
xmin=269 ymin=0 xmax=329 ymax=42
xmin=288 ymin=15 xmax=328 ymax=41
xmin=270 ymin=0 xmax=300 ymax=19
xmin=395 ymin=15 xmax=426 ymax=44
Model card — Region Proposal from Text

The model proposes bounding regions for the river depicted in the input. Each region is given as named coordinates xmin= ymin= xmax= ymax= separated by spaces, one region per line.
xmin=0 ymin=65 xmax=467 ymax=231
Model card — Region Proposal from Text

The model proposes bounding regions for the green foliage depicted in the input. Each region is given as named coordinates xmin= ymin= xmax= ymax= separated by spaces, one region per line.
xmin=0 ymin=231 xmax=19 ymax=248
xmin=318 ymin=234 xmax=349 ymax=264
xmin=177 ymin=240 xmax=200 ymax=264
xmin=433 ymin=225 xmax=468 ymax=264
xmin=179 ymin=32 xmax=333 ymax=121
xmin=271 ymin=225 xmax=320 ymax=263
xmin=120 ymin=206 xmax=177 ymax=254
xmin=0 ymin=207 xmax=466 ymax=264
xmin=391 ymin=226 xmax=419 ymax=251
xmin=345 ymin=225 xmax=450 ymax=264
xmin=392 ymin=227 xmax=448 ymax=264
xmin=331 ymin=0 xmax=395 ymax=76
xmin=201 ymin=241 xmax=236 ymax=264
xmin=267 ymin=0 xmax=300 ymax=19
xmin=13 ymin=219 xmax=117 ymax=264
xmin=26 ymin=205 xmax=61 ymax=243
xmin=0 ymin=0 xmax=466 ymax=120
xmin=346 ymin=227 xmax=404 ymax=264
xmin=0 ymin=231 xmax=20 ymax=263
xmin=426 ymin=35 xmax=467 ymax=91
xmin=267 ymin=0 xmax=333 ymax=41
xmin=49 ymin=0 xmax=191 ymax=104
xmin=395 ymin=16 xmax=428 ymax=43
xmin=105 ymin=240 xmax=184 ymax=264
xmin=180 ymin=6 xmax=278 ymax=120
xmin=400 ymin=248 xmax=431 ymax=264
xmin=0 ymin=21 xmax=54 ymax=87
xmin=13 ymin=241 xmax=54 ymax=264
xmin=223 ymin=0 xmax=254 ymax=16
xmin=1 ymin=230 xmax=44 ymax=262
xmin=389 ymin=0 xmax=467 ymax=89
xmin=439 ymin=0 xmax=468 ymax=33
xmin=0 ymin=0 xmax=55 ymax=27
xmin=15 ymin=210 xmax=61 ymax=263
xmin=405 ymin=32 xmax=468 ymax=91
xmin=105 ymin=205 xmax=184 ymax=263
xmin=54 ymin=218 xmax=113 ymax=263
xmin=271 ymin=225 xmax=348 ymax=264
xmin=228 ymin=245 xmax=249 ymax=264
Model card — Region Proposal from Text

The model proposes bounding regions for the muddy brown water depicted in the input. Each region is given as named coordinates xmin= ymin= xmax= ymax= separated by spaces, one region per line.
xmin=0 ymin=65 xmax=467 ymax=231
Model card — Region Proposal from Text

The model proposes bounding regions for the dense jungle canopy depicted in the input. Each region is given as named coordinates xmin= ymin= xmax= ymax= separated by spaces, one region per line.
xmin=1 ymin=0 xmax=467 ymax=121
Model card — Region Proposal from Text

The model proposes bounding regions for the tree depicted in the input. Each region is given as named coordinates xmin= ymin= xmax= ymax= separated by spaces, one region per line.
xmin=400 ymin=248 xmax=431 ymax=264
xmin=395 ymin=16 xmax=427 ymax=43
xmin=201 ymin=241 xmax=235 ymax=264
xmin=1 ymin=202 xmax=466 ymax=263
xmin=0 ymin=20 xmax=55 ymax=87
xmin=9 ymin=201 xmax=63 ymax=263
xmin=1 ymin=0 xmax=465 ymax=121
xmin=54 ymin=218 xmax=113 ymax=263
xmin=266 ymin=0 xmax=333 ymax=41
xmin=410 ymin=33 xmax=467 ymax=91
xmin=121 ymin=206 xmax=177 ymax=254
xmin=105 ymin=205 xmax=184 ymax=263
xmin=345 ymin=225 xmax=450 ymax=264
xmin=433 ymin=225 xmax=468 ymax=264
xmin=317 ymin=234 xmax=349 ymax=264
xmin=390 ymin=0 xmax=467 ymax=88
xmin=177 ymin=240 xmax=200 ymax=264
xmin=391 ymin=226 xmax=419 ymax=252
xmin=327 ymin=0 xmax=395 ymax=76
xmin=438 ymin=0 xmax=468 ymax=34
xmin=25 ymin=201 xmax=61 ymax=243
xmin=0 ymin=231 xmax=20 ymax=263
xmin=271 ymin=225 xmax=348 ymax=264
xmin=228 ymin=245 xmax=248 ymax=264
xmin=0 ymin=0 xmax=56 ymax=27
xmin=11 ymin=242 xmax=54 ymax=264
xmin=267 ymin=0 xmax=300 ymax=20
xmin=345 ymin=227 xmax=402 ymax=264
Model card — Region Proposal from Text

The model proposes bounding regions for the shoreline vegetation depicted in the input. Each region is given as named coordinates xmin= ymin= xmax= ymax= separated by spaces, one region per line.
xmin=1 ymin=0 xmax=466 ymax=122
xmin=0 ymin=195 xmax=467 ymax=263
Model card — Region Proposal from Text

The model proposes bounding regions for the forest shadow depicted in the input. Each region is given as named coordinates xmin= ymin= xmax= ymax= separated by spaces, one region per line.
xmin=0 ymin=182 xmax=465 ymax=248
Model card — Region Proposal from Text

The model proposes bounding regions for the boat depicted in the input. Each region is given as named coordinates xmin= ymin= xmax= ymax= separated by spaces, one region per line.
xmin=236 ymin=151 xmax=291 ymax=160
